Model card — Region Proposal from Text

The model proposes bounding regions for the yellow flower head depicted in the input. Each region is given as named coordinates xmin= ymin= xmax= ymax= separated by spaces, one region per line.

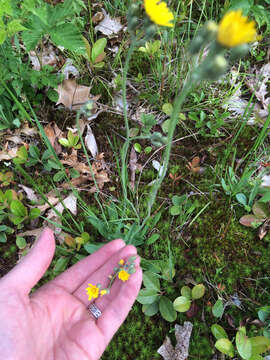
xmin=217 ymin=10 xmax=257 ymax=48
xmin=100 ymin=289 xmax=107 ymax=296
xmin=144 ymin=0 xmax=174 ymax=28
xmin=119 ymin=259 xmax=125 ymax=266
xmin=118 ymin=269 xmax=130 ymax=282
xmin=86 ymin=284 xmax=99 ymax=301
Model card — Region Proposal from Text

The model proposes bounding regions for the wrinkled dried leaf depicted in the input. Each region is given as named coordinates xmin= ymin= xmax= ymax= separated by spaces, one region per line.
xmin=239 ymin=215 xmax=263 ymax=227
xmin=0 ymin=147 xmax=18 ymax=161
xmin=46 ymin=194 xmax=77 ymax=234
xmin=20 ymin=122 xmax=38 ymax=136
xmin=6 ymin=135 xmax=24 ymax=144
xmin=258 ymin=220 xmax=269 ymax=240
xmin=62 ymin=58 xmax=80 ymax=80
xmin=29 ymin=45 xmax=58 ymax=71
xmin=262 ymin=175 xmax=270 ymax=188
xmin=129 ymin=147 xmax=137 ymax=190
xmin=18 ymin=228 xmax=44 ymax=239
xmin=85 ymin=125 xmax=98 ymax=158
xmin=44 ymin=122 xmax=63 ymax=154
xmin=18 ymin=184 xmax=38 ymax=202
xmin=157 ymin=322 xmax=193 ymax=360
xmin=95 ymin=9 xmax=123 ymax=36
xmin=56 ymin=79 xmax=91 ymax=110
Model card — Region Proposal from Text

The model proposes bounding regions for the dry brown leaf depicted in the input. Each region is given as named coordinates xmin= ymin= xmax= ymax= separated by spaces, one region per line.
xmin=18 ymin=228 xmax=44 ymax=239
xmin=46 ymin=194 xmax=77 ymax=234
xmin=85 ymin=125 xmax=98 ymax=158
xmin=29 ymin=45 xmax=58 ymax=71
xmin=129 ymin=147 xmax=137 ymax=190
xmin=44 ymin=122 xmax=63 ymax=154
xmin=20 ymin=122 xmax=38 ymax=136
xmin=157 ymin=322 xmax=193 ymax=360
xmin=6 ymin=136 xmax=24 ymax=144
xmin=18 ymin=184 xmax=38 ymax=202
xmin=37 ymin=191 xmax=60 ymax=213
xmin=56 ymin=79 xmax=91 ymax=110
xmin=0 ymin=147 xmax=18 ymax=161
xmin=95 ymin=9 xmax=123 ymax=36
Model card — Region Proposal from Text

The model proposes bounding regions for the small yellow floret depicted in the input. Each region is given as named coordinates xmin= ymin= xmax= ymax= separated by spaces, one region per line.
xmin=217 ymin=10 xmax=257 ymax=48
xmin=118 ymin=269 xmax=130 ymax=282
xmin=86 ymin=284 xmax=99 ymax=301
xmin=100 ymin=289 xmax=107 ymax=296
xmin=144 ymin=0 xmax=174 ymax=28
xmin=119 ymin=259 xmax=125 ymax=266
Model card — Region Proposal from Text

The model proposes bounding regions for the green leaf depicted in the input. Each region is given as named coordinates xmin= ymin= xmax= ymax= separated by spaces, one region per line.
xmin=252 ymin=201 xmax=269 ymax=218
xmin=59 ymin=138 xmax=70 ymax=147
xmin=212 ymin=299 xmax=224 ymax=318
xmin=0 ymin=232 xmax=7 ymax=243
xmin=14 ymin=145 xmax=28 ymax=164
xmin=161 ymin=119 xmax=170 ymax=134
xmin=215 ymin=338 xmax=234 ymax=357
xmin=7 ymin=20 xmax=27 ymax=35
xmin=258 ymin=307 xmax=270 ymax=322
xmin=0 ymin=29 xmax=7 ymax=45
xmin=10 ymin=200 xmax=27 ymax=217
xmin=137 ymin=289 xmax=159 ymax=305
xmin=170 ymin=205 xmax=181 ymax=216
xmin=16 ymin=236 xmax=26 ymax=249
xmin=146 ymin=233 xmax=160 ymax=245
xmin=250 ymin=336 xmax=270 ymax=355
xmin=236 ymin=193 xmax=247 ymax=206
xmin=91 ymin=38 xmax=107 ymax=63
xmin=191 ymin=284 xmax=205 ymax=300
xmin=53 ymin=256 xmax=70 ymax=275
xmin=50 ymin=23 xmax=85 ymax=53
xmin=29 ymin=145 xmax=40 ymax=159
xmin=53 ymin=171 xmax=66 ymax=182
xmin=172 ymin=195 xmax=187 ymax=206
xmin=134 ymin=143 xmax=142 ymax=153
xmin=173 ymin=296 xmax=191 ymax=312
xmin=162 ymin=103 xmax=173 ymax=116
xmin=143 ymin=271 xmax=160 ymax=292
xmin=181 ymin=286 xmax=192 ymax=299
xmin=29 ymin=208 xmax=40 ymax=220
xmin=227 ymin=0 xmax=253 ymax=15
xmin=260 ymin=192 xmax=270 ymax=203
xmin=236 ymin=328 xmax=252 ymax=360
xmin=211 ymin=324 xmax=228 ymax=340
xmin=142 ymin=301 xmax=159 ymax=316
xmin=159 ymin=296 xmax=177 ymax=322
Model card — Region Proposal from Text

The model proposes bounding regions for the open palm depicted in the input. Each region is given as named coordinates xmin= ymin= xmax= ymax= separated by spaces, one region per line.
xmin=0 ymin=228 xmax=142 ymax=360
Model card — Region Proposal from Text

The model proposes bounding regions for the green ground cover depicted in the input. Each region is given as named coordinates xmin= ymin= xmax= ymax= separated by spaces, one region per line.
xmin=0 ymin=0 xmax=270 ymax=358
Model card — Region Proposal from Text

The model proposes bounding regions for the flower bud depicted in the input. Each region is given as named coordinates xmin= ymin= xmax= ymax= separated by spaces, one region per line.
xmin=128 ymin=17 xmax=138 ymax=32
xmin=129 ymin=3 xmax=140 ymax=17
xmin=145 ymin=24 xmax=156 ymax=40
xmin=189 ymin=21 xmax=218 ymax=55
xmin=150 ymin=132 xmax=167 ymax=147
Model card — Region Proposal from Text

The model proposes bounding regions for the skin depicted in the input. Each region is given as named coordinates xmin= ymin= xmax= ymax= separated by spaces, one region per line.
xmin=0 ymin=228 xmax=142 ymax=360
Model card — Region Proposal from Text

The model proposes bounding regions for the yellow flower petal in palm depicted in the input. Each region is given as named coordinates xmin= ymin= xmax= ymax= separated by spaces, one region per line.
xmin=86 ymin=284 xmax=99 ymax=301
xmin=118 ymin=269 xmax=130 ymax=282
xmin=144 ymin=0 xmax=174 ymax=28
xmin=217 ymin=10 xmax=257 ymax=48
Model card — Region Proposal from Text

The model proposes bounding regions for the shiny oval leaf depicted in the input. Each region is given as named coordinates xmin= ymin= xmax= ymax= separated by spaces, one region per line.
xmin=236 ymin=328 xmax=252 ymax=359
xmin=215 ymin=338 xmax=234 ymax=357
xmin=191 ymin=284 xmax=205 ymax=300
xmin=143 ymin=271 xmax=160 ymax=292
xmin=211 ymin=324 xmax=228 ymax=340
xmin=137 ymin=289 xmax=159 ymax=305
xmin=142 ymin=301 xmax=159 ymax=316
xmin=212 ymin=299 xmax=224 ymax=318
xmin=159 ymin=296 xmax=177 ymax=322
xmin=173 ymin=296 xmax=191 ymax=312
xmin=250 ymin=336 xmax=270 ymax=355
xmin=181 ymin=286 xmax=192 ymax=299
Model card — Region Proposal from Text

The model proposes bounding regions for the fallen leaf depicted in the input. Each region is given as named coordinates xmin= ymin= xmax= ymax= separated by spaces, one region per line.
xmin=6 ymin=135 xmax=24 ymax=144
xmin=95 ymin=9 xmax=123 ymax=36
xmin=56 ymin=79 xmax=91 ymax=110
xmin=18 ymin=184 xmax=38 ymax=202
xmin=129 ymin=147 xmax=137 ymax=190
xmin=85 ymin=125 xmax=98 ymax=158
xmin=46 ymin=193 xmax=77 ymax=234
xmin=258 ymin=220 xmax=269 ymax=240
xmin=0 ymin=147 xmax=18 ymax=161
xmin=44 ymin=122 xmax=63 ymax=154
xmin=157 ymin=322 xmax=193 ymax=360
xmin=18 ymin=228 xmax=44 ymax=238
xmin=262 ymin=174 xmax=270 ymax=187
xmin=29 ymin=44 xmax=58 ymax=71
xmin=20 ymin=122 xmax=38 ymax=136
xmin=62 ymin=58 xmax=80 ymax=80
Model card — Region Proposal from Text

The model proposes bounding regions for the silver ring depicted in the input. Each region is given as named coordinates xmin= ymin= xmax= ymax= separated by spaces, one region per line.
xmin=88 ymin=303 xmax=102 ymax=319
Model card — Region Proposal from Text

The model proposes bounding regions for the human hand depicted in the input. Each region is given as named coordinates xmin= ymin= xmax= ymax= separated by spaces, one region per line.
xmin=0 ymin=228 xmax=142 ymax=360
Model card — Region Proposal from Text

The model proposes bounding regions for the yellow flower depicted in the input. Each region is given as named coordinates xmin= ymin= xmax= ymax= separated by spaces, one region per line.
xmin=217 ymin=10 xmax=257 ymax=48
xmin=86 ymin=284 xmax=99 ymax=301
xmin=118 ymin=269 xmax=130 ymax=282
xmin=100 ymin=289 xmax=107 ymax=296
xmin=119 ymin=259 xmax=125 ymax=266
xmin=144 ymin=0 xmax=174 ymax=28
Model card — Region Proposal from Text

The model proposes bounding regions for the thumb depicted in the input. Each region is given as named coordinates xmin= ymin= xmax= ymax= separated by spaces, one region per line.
xmin=1 ymin=228 xmax=55 ymax=295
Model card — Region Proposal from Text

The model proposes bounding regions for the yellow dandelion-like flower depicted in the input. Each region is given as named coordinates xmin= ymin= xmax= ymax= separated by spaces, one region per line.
xmin=119 ymin=259 xmax=125 ymax=266
xmin=118 ymin=269 xmax=130 ymax=282
xmin=144 ymin=0 xmax=174 ymax=28
xmin=100 ymin=289 xmax=107 ymax=296
xmin=86 ymin=284 xmax=99 ymax=301
xmin=217 ymin=10 xmax=257 ymax=48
